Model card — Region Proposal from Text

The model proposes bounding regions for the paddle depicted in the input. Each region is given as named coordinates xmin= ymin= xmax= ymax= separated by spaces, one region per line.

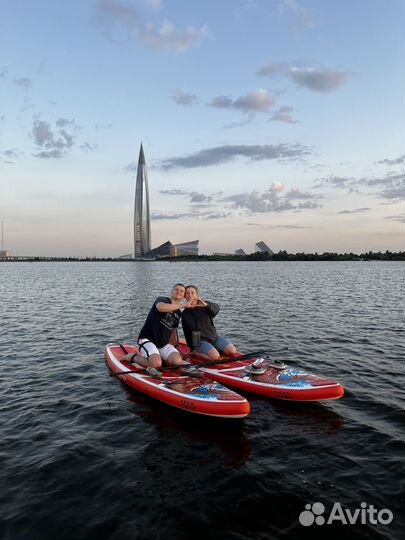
xmin=113 ymin=350 xmax=267 ymax=377
xmin=117 ymin=343 xmax=129 ymax=354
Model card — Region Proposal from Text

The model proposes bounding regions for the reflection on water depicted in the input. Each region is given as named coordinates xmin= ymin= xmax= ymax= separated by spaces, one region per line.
xmin=125 ymin=387 xmax=252 ymax=466
xmin=264 ymin=399 xmax=345 ymax=435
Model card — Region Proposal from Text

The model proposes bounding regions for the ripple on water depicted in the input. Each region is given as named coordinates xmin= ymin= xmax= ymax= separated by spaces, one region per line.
xmin=0 ymin=261 xmax=403 ymax=540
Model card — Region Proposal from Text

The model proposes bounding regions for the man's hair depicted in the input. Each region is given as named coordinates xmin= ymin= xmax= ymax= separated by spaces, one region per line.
xmin=185 ymin=285 xmax=198 ymax=292
xmin=172 ymin=283 xmax=185 ymax=289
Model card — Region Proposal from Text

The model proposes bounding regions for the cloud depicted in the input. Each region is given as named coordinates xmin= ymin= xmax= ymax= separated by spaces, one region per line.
xmin=157 ymin=182 xmax=321 ymax=218
xmin=271 ymin=181 xmax=284 ymax=193
xmin=1 ymin=71 xmax=33 ymax=99
xmin=385 ymin=214 xmax=405 ymax=223
xmin=1 ymin=149 xmax=19 ymax=159
xmin=140 ymin=18 xmax=208 ymax=52
xmin=34 ymin=149 xmax=66 ymax=159
xmin=30 ymin=117 xmax=80 ymax=159
xmin=80 ymin=142 xmax=98 ymax=152
xmin=233 ymin=89 xmax=275 ymax=113
xmin=209 ymin=89 xmax=274 ymax=113
xmin=152 ymin=210 xmax=229 ymax=220
xmin=289 ymin=67 xmax=349 ymax=93
xmin=377 ymin=155 xmax=405 ymax=166
xmin=257 ymin=61 xmax=350 ymax=93
xmin=358 ymin=172 xmax=403 ymax=188
xmin=96 ymin=0 xmax=208 ymax=52
xmin=313 ymin=174 xmax=357 ymax=190
xmin=314 ymin=171 xmax=405 ymax=201
xmin=224 ymin=114 xmax=254 ymax=129
xmin=170 ymin=89 xmax=198 ymax=106
xmin=160 ymin=189 xmax=189 ymax=195
xmin=190 ymin=191 xmax=212 ymax=203
xmin=13 ymin=77 xmax=32 ymax=91
xmin=379 ymin=185 xmax=405 ymax=201
xmin=222 ymin=185 xmax=322 ymax=213
xmin=257 ymin=62 xmax=289 ymax=78
xmin=338 ymin=208 xmax=371 ymax=214
xmin=56 ymin=117 xmax=75 ymax=127
xmin=159 ymin=143 xmax=311 ymax=169
xmin=152 ymin=212 xmax=195 ymax=220
xmin=205 ymin=212 xmax=231 ymax=219
xmin=270 ymin=105 xmax=299 ymax=123
xmin=209 ymin=95 xmax=233 ymax=109
xmin=32 ymin=120 xmax=56 ymax=146
xmin=356 ymin=172 xmax=404 ymax=201
xmin=284 ymin=187 xmax=319 ymax=200
xmin=0 ymin=148 xmax=19 ymax=164
xmin=160 ymin=189 xmax=212 ymax=203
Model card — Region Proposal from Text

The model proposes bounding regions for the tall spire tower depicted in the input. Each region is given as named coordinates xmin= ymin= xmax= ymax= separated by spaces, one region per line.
xmin=134 ymin=143 xmax=151 ymax=258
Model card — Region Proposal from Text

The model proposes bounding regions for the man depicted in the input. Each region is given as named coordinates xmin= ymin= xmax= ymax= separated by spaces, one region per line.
xmin=121 ymin=283 xmax=194 ymax=371
xmin=181 ymin=285 xmax=238 ymax=361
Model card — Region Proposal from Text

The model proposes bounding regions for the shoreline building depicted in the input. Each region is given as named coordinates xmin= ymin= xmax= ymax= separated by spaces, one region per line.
xmin=133 ymin=143 xmax=151 ymax=258
xmin=144 ymin=240 xmax=199 ymax=259
xmin=255 ymin=241 xmax=273 ymax=255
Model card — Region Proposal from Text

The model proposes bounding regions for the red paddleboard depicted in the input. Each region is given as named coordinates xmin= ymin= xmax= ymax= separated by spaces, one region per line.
xmin=105 ymin=343 xmax=250 ymax=418
xmin=178 ymin=342 xmax=344 ymax=402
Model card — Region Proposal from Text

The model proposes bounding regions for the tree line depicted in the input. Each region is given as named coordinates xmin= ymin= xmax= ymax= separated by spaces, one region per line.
xmin=166 ymin=250 xmax=405 ymax=261
xmin=1 ymin=250 xmax=404 ymax=262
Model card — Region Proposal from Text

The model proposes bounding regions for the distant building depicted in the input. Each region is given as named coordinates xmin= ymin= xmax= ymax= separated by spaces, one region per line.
xmin=0 ymin=250 xmax=10 ymax=257
xmin=144 ymin=241 xmax=173 ymax=259
xmin=171 ymin=240 xmax=199 ymax=257
xmin=235 ymin=249 xmax=246 ymax=256
xmin=255 ymin=241 xmax=273 ymax=255
xmin=144 ymin=240 xmax=199 ymax=259
xmin=134 ymin=143 xmax=151 ymax=258
xmin=133 ymin=145 xmax=198 ymax=260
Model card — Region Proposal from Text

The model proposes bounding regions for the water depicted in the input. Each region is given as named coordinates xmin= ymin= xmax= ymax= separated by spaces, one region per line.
xmin=1 ymin=261 xmax=404 ymax=540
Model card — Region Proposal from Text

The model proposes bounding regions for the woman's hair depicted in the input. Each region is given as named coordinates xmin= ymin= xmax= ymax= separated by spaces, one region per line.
xmin=185 ymin=285 xmax=198 ymax=292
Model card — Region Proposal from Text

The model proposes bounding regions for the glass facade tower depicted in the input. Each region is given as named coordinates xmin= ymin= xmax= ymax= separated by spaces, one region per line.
xmin=134 ymin=143 xmax=151 ymax=258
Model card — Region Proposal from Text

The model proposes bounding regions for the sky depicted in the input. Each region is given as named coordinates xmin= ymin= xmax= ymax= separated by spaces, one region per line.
xmin=1 ymin=0 xmax=404 ymax=256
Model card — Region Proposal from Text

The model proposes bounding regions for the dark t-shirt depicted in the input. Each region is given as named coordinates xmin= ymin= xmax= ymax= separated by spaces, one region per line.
xmin=181 ymin=301 xmax=220 ymax=348
xmin=138 ymin=296 xmax=182 ymax=348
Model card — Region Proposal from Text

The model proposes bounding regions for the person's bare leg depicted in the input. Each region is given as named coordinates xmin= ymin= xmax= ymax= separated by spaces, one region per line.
xmin=190 ymin=348 xmax=221 ymax=362
xmin=223 ymin=344 xmax=238 ymax=356
xmin=121 ymin=352 xmax=162 ymax=368
xmin=165 ymin=350 xmax=183 ymax=366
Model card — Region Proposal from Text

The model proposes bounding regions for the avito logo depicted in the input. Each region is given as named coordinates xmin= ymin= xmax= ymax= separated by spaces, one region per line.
xmin=299 ymin=502 xmax=393 ymax=526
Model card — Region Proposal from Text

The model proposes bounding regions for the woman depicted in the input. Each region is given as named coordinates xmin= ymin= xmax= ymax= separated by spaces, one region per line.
xmin=181 ymin=285 xmax=237 ymax=361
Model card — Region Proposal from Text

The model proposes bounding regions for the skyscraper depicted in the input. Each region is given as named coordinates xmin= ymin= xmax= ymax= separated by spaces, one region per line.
xmin=134 ymin=143 xmax=151 ymax=258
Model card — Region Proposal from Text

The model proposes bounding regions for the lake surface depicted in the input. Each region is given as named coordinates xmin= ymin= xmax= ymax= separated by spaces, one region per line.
xmin=1 ymin=261 xmax=404 ymax=540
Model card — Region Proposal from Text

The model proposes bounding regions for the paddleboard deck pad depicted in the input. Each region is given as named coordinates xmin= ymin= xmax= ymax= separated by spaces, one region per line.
xmin=178 ymin=342 xmax=344 ymax=401
xmin=105 ymin=343 xmax=250 ymax=418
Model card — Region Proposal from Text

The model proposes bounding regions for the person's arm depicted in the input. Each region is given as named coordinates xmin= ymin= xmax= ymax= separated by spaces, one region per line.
xmin=204 ymin=300 xmax=220 ymax=317
xmin=156 ymin=299 xmax=195 ymax=312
